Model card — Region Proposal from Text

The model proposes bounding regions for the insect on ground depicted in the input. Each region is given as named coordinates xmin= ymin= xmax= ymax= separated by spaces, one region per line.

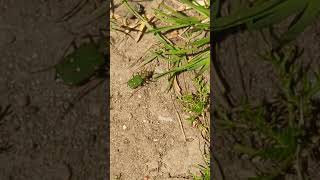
xmin=58 ymin=32 xmax=109 ymax=119
xmin=126 ymin=69 xmax=155 ymax=98
xmin=32 ymin=31 xmax=109 ymax=120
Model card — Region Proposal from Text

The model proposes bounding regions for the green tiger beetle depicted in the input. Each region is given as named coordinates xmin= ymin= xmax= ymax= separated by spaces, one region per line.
xmin=32 ymin=32 xmax=108 ymax=119
xmin=60 ymin=33 xmax=108 ymax=118
xmin=32 ymin=1 xmax=109 ymax=119
xmin=127 ymin=70 xmax=153 ymax=89
xmin=55 ymin=33 xmax=107 ymax=86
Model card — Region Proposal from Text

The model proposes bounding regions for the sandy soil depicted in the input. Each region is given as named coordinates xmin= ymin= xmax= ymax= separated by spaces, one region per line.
xmin=110 ymin=0 xmax=207 ymax=179
xmin=0 ymin=1 xmax=108 ymax=179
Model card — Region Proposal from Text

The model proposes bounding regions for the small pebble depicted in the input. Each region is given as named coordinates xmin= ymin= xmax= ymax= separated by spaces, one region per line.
xmin=123 ymin=138 xmax=130 ymax=144
xmin=240 ymin=154 xmax=249 ymax=160
xmin=311 ymin=135 xmax=320 ymax=144
xmin=122 ymin=125 xmax=127 ymax=130
xmin=158 ymin=116 xmax=173 ymax=122
xmin=251 ymin=156 xmax=261 ymax=163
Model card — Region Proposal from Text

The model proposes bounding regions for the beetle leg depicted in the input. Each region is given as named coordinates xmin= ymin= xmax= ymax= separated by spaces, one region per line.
xmin=128 ymin=86 xmax=143 ymax=99
xmin=30 ymin=39 xmax=77 ymax=73
xmin=0 ymin=105 xmax=12 ymax=124
xmin=71 ymin=40 xmax=78 ymax=49
xmin=88 ymin=35 xmax=96 ymax=44
xmin=61 ymin=39 xmax=78 ymax=58
xmin=94 ymin=0 xmax=100 ymax=9
xmin=98 ymin=28 xmax=109 ymax=42
xmin=58 ymin=0 xmax=89 ymax=22
xmin=58 ymin=78 xmax=105 ymax=120
xmin=98 ymin=28 xmax=107 ymax=35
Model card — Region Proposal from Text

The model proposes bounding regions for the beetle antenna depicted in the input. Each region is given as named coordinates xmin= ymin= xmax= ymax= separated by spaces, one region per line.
xmin=28 ymin=65 xmax=57 ymax=74
xmin=29 ymin=39 xmax=77 ymax=74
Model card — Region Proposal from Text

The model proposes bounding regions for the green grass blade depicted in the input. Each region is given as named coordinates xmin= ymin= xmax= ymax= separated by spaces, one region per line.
xmin=280 ymin=0 xmax=320 ymax=45
xmin=213 ymin=0 xmax=287 ymax=31
xmin=247 ymin=0 xmax=306 ymax=30
xmin=180 ymin=0 xmax=210 ymax=18
xmin=154 ymin=51 xmax=209 ymax=79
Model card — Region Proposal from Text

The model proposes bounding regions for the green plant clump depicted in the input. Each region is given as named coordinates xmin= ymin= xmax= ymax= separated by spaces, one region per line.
xmin=216 ymin=46 xmax=320 ymax=179
xmin=179 ymin=76 xmax=209 ymax=125
xmin=123 ymin=0 xmax=210 ymax=84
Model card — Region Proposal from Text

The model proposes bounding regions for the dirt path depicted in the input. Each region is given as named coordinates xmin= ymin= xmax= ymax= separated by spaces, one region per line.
xmin=110 ymin=1 xmax=206 ymax=179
